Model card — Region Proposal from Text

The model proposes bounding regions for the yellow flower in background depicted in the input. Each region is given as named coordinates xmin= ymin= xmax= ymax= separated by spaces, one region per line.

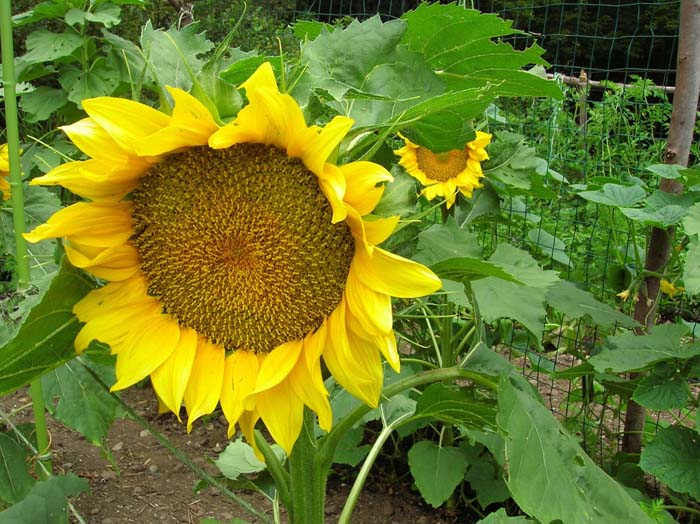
xmin=25 ymin=63 xmax=441 ymax=454
xmin=660 ymin=279 xmax=683 ymax=298
xmin=0 ymin=144 xmax=11 ymax=201
xmin=394 ymin=131 xmax=491 ymax=208
xmin=616 ymin=289 xmax=631 ymax=301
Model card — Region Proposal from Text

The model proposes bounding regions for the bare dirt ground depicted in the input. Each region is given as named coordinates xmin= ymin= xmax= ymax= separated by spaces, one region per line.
xmin=1 ymin=387 xmax=451 ymax=524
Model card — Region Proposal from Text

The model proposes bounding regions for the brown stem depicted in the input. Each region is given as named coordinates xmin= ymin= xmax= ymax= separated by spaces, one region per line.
xmin=622 ymin=0 xmax=700 ymax=456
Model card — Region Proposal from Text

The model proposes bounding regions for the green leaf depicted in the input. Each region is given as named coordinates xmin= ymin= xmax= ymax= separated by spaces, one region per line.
xmin=23 ymin=30 xmax=86 ymax=64
xmin=645 ymin=163 xmax=684 ymax=180
xmin=684 ymin=202 xmax=700 ymax=236
xmin=332 ymin=425 xmax=370 ymax=467
xmin=0 ymin=264 xmax=95 ymax=396
xmin=619 ymin=205 xmax=688 ymax=227
xmin=476 ymin=509 xmax=532 ymax=523
xmin=640 ymin=426 xmax=700 ymax=500
xmin=487 ymin=243 xmax=560 ymax=288
xmin=373 ymin=167 xmax=417 ymax=218
xmin=218 ymin=53 xmax=282 ymax=88
xmin=430 ymin=258 xmax=523 ymax=284
xmin=464 ymin=456 xmax=511 ymax=508
xmin=18 ymin=87 xmax=68 ymax=123
xmin=683 ymin=238 xmax=700 ymax=295
xmin=86 ymin=3 xmax=121 ymax=27
xmin=41 ymin=354 xmax=124 ymax=445
xmin=413 ymin=383 xmax=496 ymax=429
xmin=527 ymin=228 xmax=571 ymax=266
xmin=140 ymin=21 xmax=214 ymax=91
xmin=590 ymin=324 xmax=700 ymax=373
xmin=546 ymin=280 xmax=636 ymax=328
xmin=0 ymin=433 xmax=35 ymax=504
xmin=401 ymin=4 xmax=561 ymax=99
xmin=12 ymin=1 xmax=70 ymax=27
xmin=408 ymin=441 xmax=468 ymax=508
xmin=577 ymin=183 xmax=647 ymax=207
xmin=414 ymin=220 xmax=481 ymax=265
xmin=631 ymin=365 xmax=689 ymax=410
xmin=215 ymin=439 xmax=284 ymax=480
xmin=497 ymin=374 xmax=655 ymax=524
xmin=0 ymin=473 xmax=88 ymax=523
xmin=59 ymin=61 xmax=120 ymax=106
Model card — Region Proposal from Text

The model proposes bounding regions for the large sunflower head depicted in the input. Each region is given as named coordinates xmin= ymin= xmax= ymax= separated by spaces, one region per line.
xmin=25 ymin=63 xmax=441 ymax=454
xmin=395 ymin=131 xmax=492 ymax=208
xmin=0 ymin=144 xmax=11 ymax=201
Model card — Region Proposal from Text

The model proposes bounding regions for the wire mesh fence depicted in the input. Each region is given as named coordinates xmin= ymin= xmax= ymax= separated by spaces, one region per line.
xmin=290 ymin=0 xmax=696 ymax=458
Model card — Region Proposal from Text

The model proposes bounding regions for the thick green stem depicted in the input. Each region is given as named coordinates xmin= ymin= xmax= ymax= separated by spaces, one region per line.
xmin=288 ymin=410 xmax=326 ymax=524
xmin=1 ymin=0 xmax=51 ymax=476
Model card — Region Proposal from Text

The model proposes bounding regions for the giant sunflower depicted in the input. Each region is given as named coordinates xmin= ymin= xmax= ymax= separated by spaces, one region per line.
xmin=25 ymin=63 xmax=441 ymax=454
xmin=0 ymin=144 xmax=11 ymax=201
xmin=395 ymin=132 xmax=491 ymax=208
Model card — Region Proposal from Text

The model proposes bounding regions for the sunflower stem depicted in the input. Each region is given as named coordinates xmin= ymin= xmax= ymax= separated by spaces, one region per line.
xmin=254 ymin=430 xmax=291 ymax=509
xmin=1 ymin=0 xmax=52 ymax=477
xmin=288 ymin=409 xmax=326 ymax=524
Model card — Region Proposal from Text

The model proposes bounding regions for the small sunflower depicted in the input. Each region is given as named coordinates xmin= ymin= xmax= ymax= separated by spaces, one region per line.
xmin=0 ymin=144 xmax=11 ymax=201
xmin=395 ymin=131 xmax=492 ymax=208
xmin=25 ymin=63 xmax=441 ymax=454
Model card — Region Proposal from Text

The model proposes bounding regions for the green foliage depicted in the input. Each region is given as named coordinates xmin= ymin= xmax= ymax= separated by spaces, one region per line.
xmin=408 ymin=440 xmax=468 ymax=508
xmin=640 ymin=426 xmax=700 ymax=500
xmin=0 ymin=434 xmax=35 ymax=505
xmin=0 ymin=474 xmax=89 ymax=523
xmin=497 ymin=373 xmax=655 ymax=524
xmin=0 ymin=263 xmax=95 ymax=396
xmin=41 ymin=353 xmax=125 ymax=445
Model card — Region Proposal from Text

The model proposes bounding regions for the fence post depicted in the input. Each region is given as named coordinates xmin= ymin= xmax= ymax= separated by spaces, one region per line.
xmin=622 ymin=0 xmax=700 ymax=456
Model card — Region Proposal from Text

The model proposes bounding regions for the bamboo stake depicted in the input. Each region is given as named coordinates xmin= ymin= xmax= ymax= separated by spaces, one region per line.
xmin=0 ymin=0 xmax=52 ymax=475
xmin=622 ymin=0 xmax=700 ymax=456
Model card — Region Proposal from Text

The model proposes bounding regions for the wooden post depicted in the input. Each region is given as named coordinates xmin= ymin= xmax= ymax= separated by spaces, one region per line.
xmin=622 ymin=0 xmax=700 ymax=456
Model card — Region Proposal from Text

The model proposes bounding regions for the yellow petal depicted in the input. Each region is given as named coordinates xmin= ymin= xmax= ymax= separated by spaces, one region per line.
xmin=60 ymin=118 xmax=134 ymax=164
xmin=302 ymin=115 xmax=353 ymax=175
xmin=322 ymin=302 xmax=383 ymax=406
xmin=183 ymin=337 xmax=225 ymax=432
xmin=318 ymin=164 xmax=347 ymax=224
xmin=209 ymin=63 xmax=314 ymax=152
xmin=288 ymin=351 xmax=332 ymax=432
xmin=353 ymin=245 xmax=441 ymax=298
xmin=150 ymin=326 xmax=198 ymax=420
xmin=23 ymin=202 xmax=133 ymax=247
xmin=31 ymin=160 xmax=143 ymax=202
xmin=341 ymin=161 xmax=393 ymax=216
xmin=74 ymin=300 xmax=156 ymax=354
xmin=345 ymin=268 xmax=393 ymax=336
xmin=135 ymin=87 xmax=219 ymax=156
xmin=112 ymin=315 xmax=181 ymax=391
xmin=252 ymin=339 xmax=303 ymax=394
xmin=256 ymin=378 xmax=304 ymax=455
xmin=238 ymin=410 xmax=261 ymax=459
xmin=220 ymin=350 xmax=259 ymax=437
xmin=82 ymin=96 xmax=171 ymax=154
xmin=74 ymin=275 xmax=148 ymax=322
xmin=64 ymin=241 xmax=140 ymax=282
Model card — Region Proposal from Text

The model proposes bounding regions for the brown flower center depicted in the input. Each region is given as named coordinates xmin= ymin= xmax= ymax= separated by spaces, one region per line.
xmin=131 ymin=144 xmax=354 ymax=353
xmin=415 ymin=147 xmax=468 ymax=182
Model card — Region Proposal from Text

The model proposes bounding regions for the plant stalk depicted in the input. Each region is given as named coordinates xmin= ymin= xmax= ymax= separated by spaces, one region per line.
xmin=288 ymin=409 xmax=326 ymax=524
xmin=1 ymin=0 xmax=52 ymax=476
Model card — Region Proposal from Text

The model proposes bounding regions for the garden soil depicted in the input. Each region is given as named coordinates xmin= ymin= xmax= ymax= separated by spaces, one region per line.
xmin=1 ymin=387 xmax=452 ymax=524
